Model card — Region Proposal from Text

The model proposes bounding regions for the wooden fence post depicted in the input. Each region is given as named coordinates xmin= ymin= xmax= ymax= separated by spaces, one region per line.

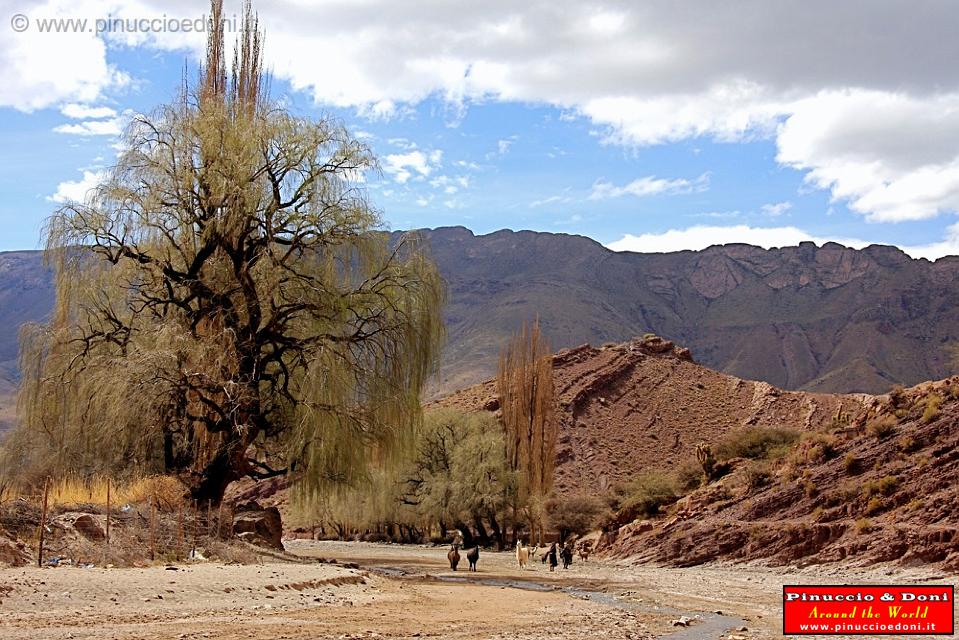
xmin=104 ymin=478 xmax=111 ymax=566
xmin=105 ymin=478 xmax=111 ymax=545
xmin=191 ymin=499 xmax=198 ymax=558
xmin=37 ymin=478 xmax=50 ymax=568
xmin=177 ymin=500 xmax=184 ymax=561
xmin=149 ymin=496 xmax=156 ymax=561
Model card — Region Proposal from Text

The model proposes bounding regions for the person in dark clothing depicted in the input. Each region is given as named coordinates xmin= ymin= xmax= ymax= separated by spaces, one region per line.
xmin=561 ymin=542 xmax=574 ymax=569
xmin=546 ymin=542 xmax=558 ymax=571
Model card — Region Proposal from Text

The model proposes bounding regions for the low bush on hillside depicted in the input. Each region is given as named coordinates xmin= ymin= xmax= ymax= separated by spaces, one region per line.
xmin=715 ymin=427 xmax=800 ymax=461
xmin=862 ymin=475 xmax=900 ymax=498
xmin=889 ymin=385 xmax=907 ymax=408
xmin=674 ymin=459 xmax=705 ymax=492
xmin=744 ymin=461 xmax=773 ymax=492
xmin=843 ymin=453 xmax=860 ymax=474
xmin=922 ymin=393 xmax=942 ymax=424
xmin=616 ymin=472 xmax=679 ymax=522
xmin=864 ymin=496 xmax=885 ymax=516
xmin=866 ymin=415 xmax=897 ymax=440
xmin=789 ymin=432 xmax=837 ymax=464
xmin=855 ymin=517 xmax=874 ymax=534
xmin=898 ymin=435 xmax=918 ymax=453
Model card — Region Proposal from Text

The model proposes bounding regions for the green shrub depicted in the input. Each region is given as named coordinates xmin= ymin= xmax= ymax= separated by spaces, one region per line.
xmin=715 ymin=427 xmax=800 ymax=461
xmin=789 ymin=432 xmax=837 ymax=464
xmin=855 ymin=517 xmax=873 ymax=534
xmin=674 ymin=459 xmax=704 ymax=492
xmin=617 ymin=472 xmax=679 ymax=522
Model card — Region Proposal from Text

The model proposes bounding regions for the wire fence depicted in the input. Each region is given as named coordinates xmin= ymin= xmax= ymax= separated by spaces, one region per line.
xmin=0 ymin=480 xmax=236 ymax=567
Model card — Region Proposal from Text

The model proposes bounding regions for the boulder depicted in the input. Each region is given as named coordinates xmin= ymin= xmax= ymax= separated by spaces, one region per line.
xmin=232 ymin=501 xmax=284 ymax=550
xmin=0 ymin=533 xmax=31 ymax=567
xmin=50 ymin=512 xmax=106 ymax=541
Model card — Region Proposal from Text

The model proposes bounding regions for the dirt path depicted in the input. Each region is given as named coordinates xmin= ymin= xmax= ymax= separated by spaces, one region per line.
xmin=1 ymin=541 xmax=953 ymax=639
xmin=290 ymin=540 xmax=956 ymax=640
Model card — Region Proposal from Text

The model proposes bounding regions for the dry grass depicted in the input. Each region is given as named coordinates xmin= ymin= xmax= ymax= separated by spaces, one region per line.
xmin=5 ymin=475 xmax=187 ymax=510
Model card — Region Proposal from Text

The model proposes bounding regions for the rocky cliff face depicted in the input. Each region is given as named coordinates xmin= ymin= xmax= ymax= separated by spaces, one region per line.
xmin=423 ymin=228 xmax=959 ymax=396
xmin=432 ymin=335 xmax=866 ymax=493
xmin=3 ymin=228 xmax=959 ymax=434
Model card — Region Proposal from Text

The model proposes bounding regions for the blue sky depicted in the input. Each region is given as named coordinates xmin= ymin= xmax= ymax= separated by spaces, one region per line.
xmin=3 ymin=1 xmax=959 ymax=258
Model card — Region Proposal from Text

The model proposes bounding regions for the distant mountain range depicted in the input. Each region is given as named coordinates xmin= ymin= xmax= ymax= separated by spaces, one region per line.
xmin=2 ymin=227 xmax=959 ymax=431
xmin=424 ymin=226 xmax=959 ymax=395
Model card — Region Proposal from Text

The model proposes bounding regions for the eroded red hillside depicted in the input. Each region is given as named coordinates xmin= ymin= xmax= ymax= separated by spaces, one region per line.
xmin=433 ymin=336 xmax=866 ymax=494
xmin=597 ymin=378 xmax=959 ymax=571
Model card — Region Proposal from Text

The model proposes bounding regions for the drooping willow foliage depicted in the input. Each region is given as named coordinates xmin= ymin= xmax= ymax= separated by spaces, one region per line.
xmin=496 ymin=318 xmax=557 ymax=538
xmin=3 ymin=0 xmax=444 ymax=502
xmin=294 ymin=409 xmax=515 ymax=547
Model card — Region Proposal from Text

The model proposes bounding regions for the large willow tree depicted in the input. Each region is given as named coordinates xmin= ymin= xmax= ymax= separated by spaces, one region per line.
xmin=11 ymin=0 xmax=444 ymax=503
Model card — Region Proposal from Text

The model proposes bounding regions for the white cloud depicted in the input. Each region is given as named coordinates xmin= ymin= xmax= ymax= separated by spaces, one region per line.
xmin=61 ymin=103 xmax=117 ymax=119
xmin=761 ymin=201 xmax=793 ymax=217
xmin=607 ymin=223 xmax=959 ymax=260
xmin=529 ymin=194 xmax=572 ymax=208
xmin=777 ymin=90 xmax=959 ymax=222
xmin=54 ymin=119 xmax=124 ymax=136
xmin=48 ymin=169 xmax=107 ymax=203
xmin=0 ymin=0 xmax=130 ymax=111
xmin=607 ymin=225 xmax=850 ymax=254
xmin=589 ymin=173 xmax=709 ymax=200
xmin=897 ymin=223 xmax=959 ymax=261
xmin=382 ymin=149 xmax=442 ymax=184
xmin=6 ymin=1 xmax=959 ymax=223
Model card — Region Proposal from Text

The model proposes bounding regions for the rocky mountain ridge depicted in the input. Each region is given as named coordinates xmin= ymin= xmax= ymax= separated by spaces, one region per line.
xmin=3 ymin=228 xmax=959 ymax=432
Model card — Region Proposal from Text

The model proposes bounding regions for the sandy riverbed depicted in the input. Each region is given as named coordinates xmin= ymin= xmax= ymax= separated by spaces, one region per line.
xmin=0 ymin=541 xmax=954 ymax=639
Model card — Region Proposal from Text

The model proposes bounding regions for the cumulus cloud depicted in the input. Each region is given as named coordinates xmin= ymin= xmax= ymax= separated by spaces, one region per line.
xmin=776 ymin=90 xmax=959 ymax=222
xmin=589 ymin=173 xmax=709 ymax=200
xmin=607 ymin=224 xmax=959 ymax=261
xmin=382 ymin=149 xmax=443 ymax=184
xmin=48 ymin=169 xmax=107 ymax=203
xmin=61 ymin=104 xmax=117 ymax=119
xmin=0 ymin=0 xmax=130 ymax=110
xmin=606 ymin=225 xmax=866 ymax=254
xmin=5 ymin=1 xmax=959 ymax=222
xmin=54 ymin=119 xmax=124 ymax=136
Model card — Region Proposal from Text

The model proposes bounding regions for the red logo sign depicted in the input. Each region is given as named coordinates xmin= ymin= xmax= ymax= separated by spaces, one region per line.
xmin=783 ymin=585 xmax=954 ymax=635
